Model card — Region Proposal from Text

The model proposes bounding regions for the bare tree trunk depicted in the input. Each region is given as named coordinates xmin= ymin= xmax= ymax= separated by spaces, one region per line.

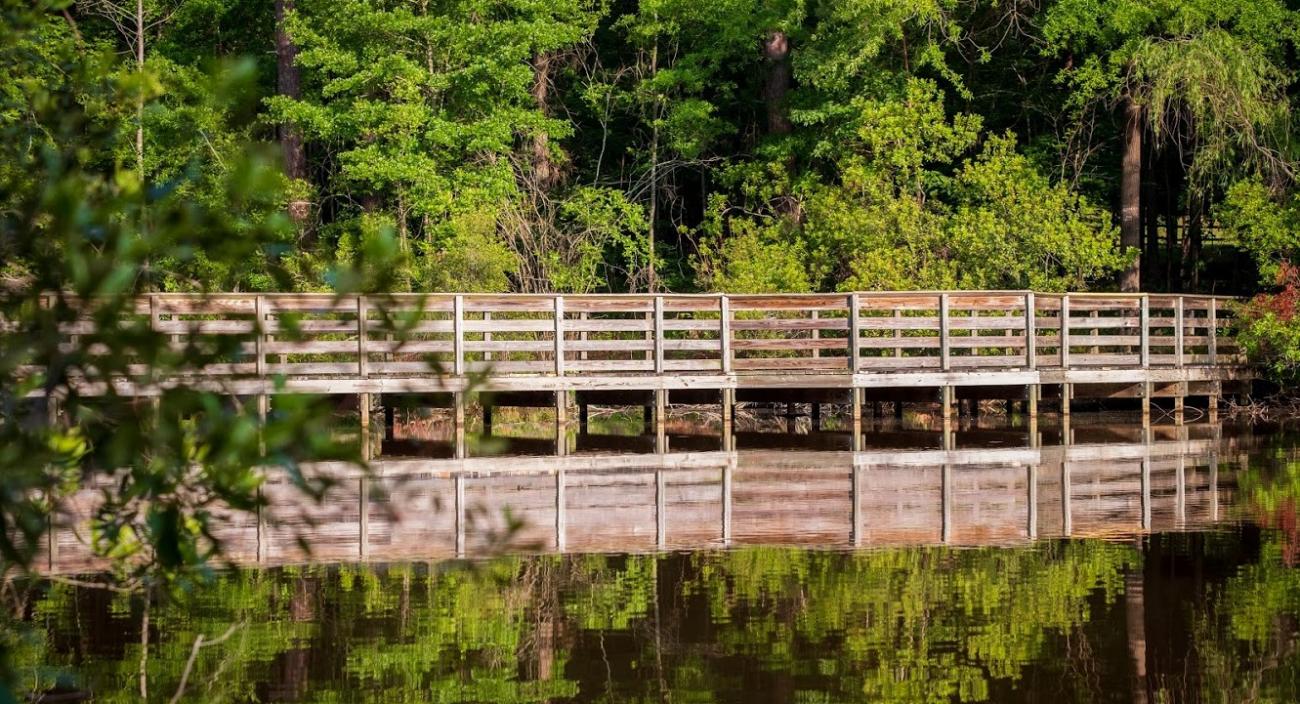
xmin=1163 ymin=167 xmax=1178 ymax=293
xmin=135 ymin=0 xmax=145 ymax=173
xmin=647 ymin=37 xmax=659 ymax=293
xmin=275 ymin=0 xmax=310 ymax=232
xmin=1185 ymin=192 xmax=1204 ymax=290
xmin=530 ymin=51 xmax=561 ymax=190
xmin=1120 ymin=94 xmax=1143 ymax=292
xmin=762 ymin=30 xmax=792 ymax=136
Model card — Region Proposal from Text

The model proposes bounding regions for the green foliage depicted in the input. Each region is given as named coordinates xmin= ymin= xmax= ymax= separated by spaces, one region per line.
xmin=268 ymin=0 xmax=604 ymax=292
xmin=1043 ymin=0 xmax=1297 ymax=191
xmin=1215 ymin=179 xmax=1300 ymax=284
xmin=696 ymin=82 xmax=1124 ymax=292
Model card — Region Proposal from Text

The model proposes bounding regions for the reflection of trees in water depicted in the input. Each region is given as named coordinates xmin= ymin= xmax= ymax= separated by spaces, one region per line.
xmin=2 ymin=545 xmax=1159 ymax=704
xmin=7 ymin=537 xmax=1300 ymax=702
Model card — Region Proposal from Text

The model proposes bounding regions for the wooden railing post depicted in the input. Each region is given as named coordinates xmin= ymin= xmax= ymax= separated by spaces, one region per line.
xmin=453 ymin=295 xmax=464 ymax=376
xmin=1024 ymin=292 xmax=1036 ymax=369
xmin=1140 ymin=294 xmax=1149 ymax=369
xmin=719 ymin=294 xmax=731 ymax=373
xmin=653 ymin=295 xmax=664 ymax=374
xmin=1208 ymin=298 xmax=1218 ymax=365
xmin=554 ymin=295 xmax=565 ymax=376
xmin=578 ymin=311 xmax=588 ymax=361
xmin=356 ymin=294 xmax=368 ymax=378
xmin=1175 ymin=296 xmax=1185 ymax=368
xmin=254 ymin=295 xmax=266 ymax=378
xmin=848 ymin=293 xmax=861 ymax=372
xmin=811 ymin=309 xmax=820 ymax=359
xmin=1060 ymin=295 xmax=1070 ymax=369
xmin=939 ymin=293 xmax=950 ymax=371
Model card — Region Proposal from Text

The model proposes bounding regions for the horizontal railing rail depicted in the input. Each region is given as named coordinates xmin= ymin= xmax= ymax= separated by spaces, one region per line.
xmin=19 ymin=291 xmax=1245 ymax=381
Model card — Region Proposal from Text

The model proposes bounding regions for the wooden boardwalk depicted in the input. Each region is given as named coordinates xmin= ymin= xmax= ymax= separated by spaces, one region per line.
xmin=37 ymin=425 xmax=1242 ymax=574
xmin=31 ymin=291 xmax=1252 ymax=457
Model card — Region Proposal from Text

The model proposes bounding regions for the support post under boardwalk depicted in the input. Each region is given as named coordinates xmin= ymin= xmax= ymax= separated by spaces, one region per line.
xmin=721 ymin=388 xmax=735 ymax=452
xmin=1174 ymin=383 xmax=1186 ymax=426
xmin=454 ymin=392 xmax=467 ymax=460
xmin=851 ymin=388 xmax=863 ymax=452
xmin=359 ymin=393 xmax=371 ymax=461
xmin=654 ymin=387 xmax=666 ymax=431
xmin=555 ymin=391 xmax=568 ymax=457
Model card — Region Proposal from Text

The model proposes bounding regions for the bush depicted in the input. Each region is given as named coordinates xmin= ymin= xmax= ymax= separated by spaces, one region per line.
xmin=1236 ymin=263 xmax=1300 ymax=388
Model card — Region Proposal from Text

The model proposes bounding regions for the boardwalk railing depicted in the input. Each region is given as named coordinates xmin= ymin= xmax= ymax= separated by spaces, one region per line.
xmin=30 ymin=291 xmax=1242 ymax=384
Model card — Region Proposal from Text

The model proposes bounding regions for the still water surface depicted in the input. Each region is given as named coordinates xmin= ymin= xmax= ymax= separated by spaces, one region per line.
xmin=14 ymin=415 xmax=1300 ymax=702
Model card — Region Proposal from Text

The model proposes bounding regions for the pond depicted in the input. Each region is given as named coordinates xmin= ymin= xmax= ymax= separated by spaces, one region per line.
xmin=11 ymin=414 xmax=1300 ymax=702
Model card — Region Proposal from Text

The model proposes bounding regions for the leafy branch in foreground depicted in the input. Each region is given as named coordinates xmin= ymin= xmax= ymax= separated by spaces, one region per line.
xmin=0 ymin=4 xmax=408 ymax=592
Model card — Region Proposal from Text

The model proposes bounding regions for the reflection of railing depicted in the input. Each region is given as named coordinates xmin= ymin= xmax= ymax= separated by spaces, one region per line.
xmin=38 ymin=435 xmax=1238 ymax=574
xmin=34 ymin=291 xmax=1245 ymax=387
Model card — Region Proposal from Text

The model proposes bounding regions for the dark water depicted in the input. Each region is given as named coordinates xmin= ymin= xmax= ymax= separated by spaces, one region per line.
xmin=12 ymin=417 xmax=1300 ymax=702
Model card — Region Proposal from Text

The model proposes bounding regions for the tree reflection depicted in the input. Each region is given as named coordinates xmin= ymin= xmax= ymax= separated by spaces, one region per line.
xmin=4 ymin=542 xmax=1148 ymax=703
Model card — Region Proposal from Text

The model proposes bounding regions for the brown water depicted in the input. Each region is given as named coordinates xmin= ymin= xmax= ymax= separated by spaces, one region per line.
xmin=11 ymin=415 xmax=1300 ymax=702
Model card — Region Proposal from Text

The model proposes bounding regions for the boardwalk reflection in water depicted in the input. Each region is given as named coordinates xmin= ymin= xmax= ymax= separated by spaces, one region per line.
xmin=42 ymin=417 xmax=1243 ymax=572
xmin=18 ymin=417 xmax=1300 ymax=703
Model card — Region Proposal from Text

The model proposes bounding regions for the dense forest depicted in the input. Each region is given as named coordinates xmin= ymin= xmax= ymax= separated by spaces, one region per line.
xmin=5 ymin=0 xmax=1300 ymax=296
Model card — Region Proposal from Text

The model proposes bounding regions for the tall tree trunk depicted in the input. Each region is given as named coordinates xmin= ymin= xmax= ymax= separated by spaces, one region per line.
xmin=762 ymin=30 xmax=801 ymax=221
xmin=530 ymin=51 xmax=561 ymax=190
xmin=1185 ymin=191 xmax=1205 ymax=290
xmin=1163 ymin=165 xmax=1179 ymax=293
xmin=647 ymin=36 xmax=659 ymax=293
xmin=134 ymin=0 xmax=145 ymax=174
xmin=1149 ymin=175 xmax=1159 ymax=287
xmin=762 ymin=30 xmax=792 ymax=136
xmin=275 ymin=0 xmax=310 ymax=230
xmin=1120 ymin=94 xmax=1143 ymax=292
